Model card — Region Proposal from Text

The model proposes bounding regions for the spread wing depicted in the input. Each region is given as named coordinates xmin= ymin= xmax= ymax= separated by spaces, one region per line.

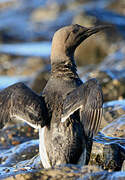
xmin=0 ymin=82 xmax=48 ymax=129
xmin=62 ymin=79 xmax=103 ymax=138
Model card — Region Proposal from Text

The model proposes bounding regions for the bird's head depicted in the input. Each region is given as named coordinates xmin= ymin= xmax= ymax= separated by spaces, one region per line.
xmin=51 ymin=24 xmax=110 ymax=65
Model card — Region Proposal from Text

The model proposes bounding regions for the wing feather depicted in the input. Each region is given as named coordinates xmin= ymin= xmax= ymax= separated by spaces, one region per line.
xmin=0 ymin=82 xmax=48 ymax=129
xmin=62 ymin=79 xmax=103 ymax=138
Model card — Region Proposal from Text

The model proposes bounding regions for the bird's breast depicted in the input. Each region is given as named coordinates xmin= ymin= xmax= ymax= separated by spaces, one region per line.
xmin=39 ymin=127 xmax=51 ymax=168
xmin=39 ymin=119 xmax=86 ymax=168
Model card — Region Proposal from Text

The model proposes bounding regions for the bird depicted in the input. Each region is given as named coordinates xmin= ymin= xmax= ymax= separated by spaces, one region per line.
xmin=0 ymin=24 xmax=108 ymax=168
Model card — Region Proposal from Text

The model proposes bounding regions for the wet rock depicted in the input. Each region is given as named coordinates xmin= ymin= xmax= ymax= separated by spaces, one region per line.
xmin=5 ymin=165 xmax=102 ymax=180
xmin=90 ymin=133 xmax=125 ymax=171
xmin=84 ymin=171 xmax=125 ymax=180
xmin=4 ymin=165 xmax=125 ymax=180
xmin=89 ymin=138 xmax=104 ymax=167
xmin=0 ymin=54 xmax=12 ymax=72
xmin=0 ymin=153 xmax=41 ymax=179
xmin=103 ymin=143 xmax=125 ymax=171
xmin=101 ymin=100 xmax=125 ymax=129
xmin=90 ymin=99 xmax=125 ymax=171
xmin=89 ymin=70 xmax=125 ymax=102
xmin=0 ymin=56 xmax=47 ymax=90
xmin=81 ymin=46 xmax=125 ymax=102
xmin=0 ymin=123 xmax=38 ymax=148
xmin=102 ymin=114 xmax=125 ymax=138
xmin=88 ymin=99 xmax=125 ymax=171
xmin=0 ymin=56 xmax=45 ymax=76
xmin=0 ymin=140 xmax=39 ymax=167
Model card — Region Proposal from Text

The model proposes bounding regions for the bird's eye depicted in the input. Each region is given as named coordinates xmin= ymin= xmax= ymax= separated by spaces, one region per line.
xmin=72 ymin=27 xmax=79 ymax=34
xmin=72 ymin=24 xmax=80 ymax=33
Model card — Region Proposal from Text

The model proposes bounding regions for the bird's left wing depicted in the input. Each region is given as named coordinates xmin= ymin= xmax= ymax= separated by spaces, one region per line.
xmin=61 ymin=79 xmax=103 ymax=137
xmin=0 ymin=82 xmax=48 ymax=129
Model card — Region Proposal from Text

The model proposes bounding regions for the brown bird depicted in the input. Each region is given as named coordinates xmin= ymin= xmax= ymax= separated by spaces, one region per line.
xmin=0 ymin=24 xmax=109 ymax=168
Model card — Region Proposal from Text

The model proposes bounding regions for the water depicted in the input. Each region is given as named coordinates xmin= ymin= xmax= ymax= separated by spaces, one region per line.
xmin=0 ymin=76 xmax=30 ymax=90
xmin=0 ymin=42 xmax=51 ymax=57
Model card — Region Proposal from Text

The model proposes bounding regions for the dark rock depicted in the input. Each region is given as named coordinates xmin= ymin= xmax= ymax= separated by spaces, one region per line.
xmin=90 ymin=100 xmax=125 ymax=171
xmin=103 ymin=143 xmax=125 ymax=171
xmin=90 ymin=133 xmax=125 ymax=171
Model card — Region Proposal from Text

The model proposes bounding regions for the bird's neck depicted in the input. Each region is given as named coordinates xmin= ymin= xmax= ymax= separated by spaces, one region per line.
xmin=51 ymin=55 xmax=78 ymax=77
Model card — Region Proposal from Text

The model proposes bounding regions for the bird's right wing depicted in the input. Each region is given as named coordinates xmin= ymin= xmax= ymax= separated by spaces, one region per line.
xmin=0 ymin=82 xmax=48 ymax=129
xmin=62 ymin=79 xmax=103 ymax=138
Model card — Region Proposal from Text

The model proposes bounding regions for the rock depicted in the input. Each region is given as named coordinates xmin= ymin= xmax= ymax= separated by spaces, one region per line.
xmin=100 ymin=100 xmax=125 ymax=130
xmin=103 ymin=143 xmax=125 ymax=171
xmin=89 ymin=99 xmax=125 ymax=171
xmin=90 ymin=133 xmax=125 ymax=171
xmin=102 ymin=114 xmax=125 ymax=138
xmin=82 ymin=46 xmax=125 ymax=102
xmin=4 ymin=165 xmax=125 ymax=180
xmin=4 ymin=165 xmax=102 ymax=180
xmin=87 ymin=69 xmax=125 ymax=102
xmin=84 ymin=171 xmax=125 ymax=180
xmin=0 ymin=123 xmax=38 ymax=147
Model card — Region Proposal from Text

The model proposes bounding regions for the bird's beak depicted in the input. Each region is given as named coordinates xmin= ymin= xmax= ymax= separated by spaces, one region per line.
xmin=74 ymin=24 xmax=112 ymax=48
xmin=83 ymin=25 xmax=112 ymax=38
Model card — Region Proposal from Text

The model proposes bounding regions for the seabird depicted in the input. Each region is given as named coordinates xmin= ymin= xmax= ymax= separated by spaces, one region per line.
xmin=0 ymin=24 xmax=108 ymax=168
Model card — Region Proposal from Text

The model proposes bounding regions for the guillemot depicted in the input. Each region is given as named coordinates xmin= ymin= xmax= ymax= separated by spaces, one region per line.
xmin=0 ymin=24 xmax=108 ymax=168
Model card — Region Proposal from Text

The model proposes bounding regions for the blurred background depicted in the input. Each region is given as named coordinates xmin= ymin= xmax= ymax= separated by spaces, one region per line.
xmin=0 ymin=0 xmax=125 ymax=102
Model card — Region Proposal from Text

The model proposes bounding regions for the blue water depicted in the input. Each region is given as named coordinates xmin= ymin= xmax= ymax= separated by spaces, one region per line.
xmin=0 ymin=76 xmax=30 ymax=90
xmin=0 ymin=42 xmax=51 ymax=58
